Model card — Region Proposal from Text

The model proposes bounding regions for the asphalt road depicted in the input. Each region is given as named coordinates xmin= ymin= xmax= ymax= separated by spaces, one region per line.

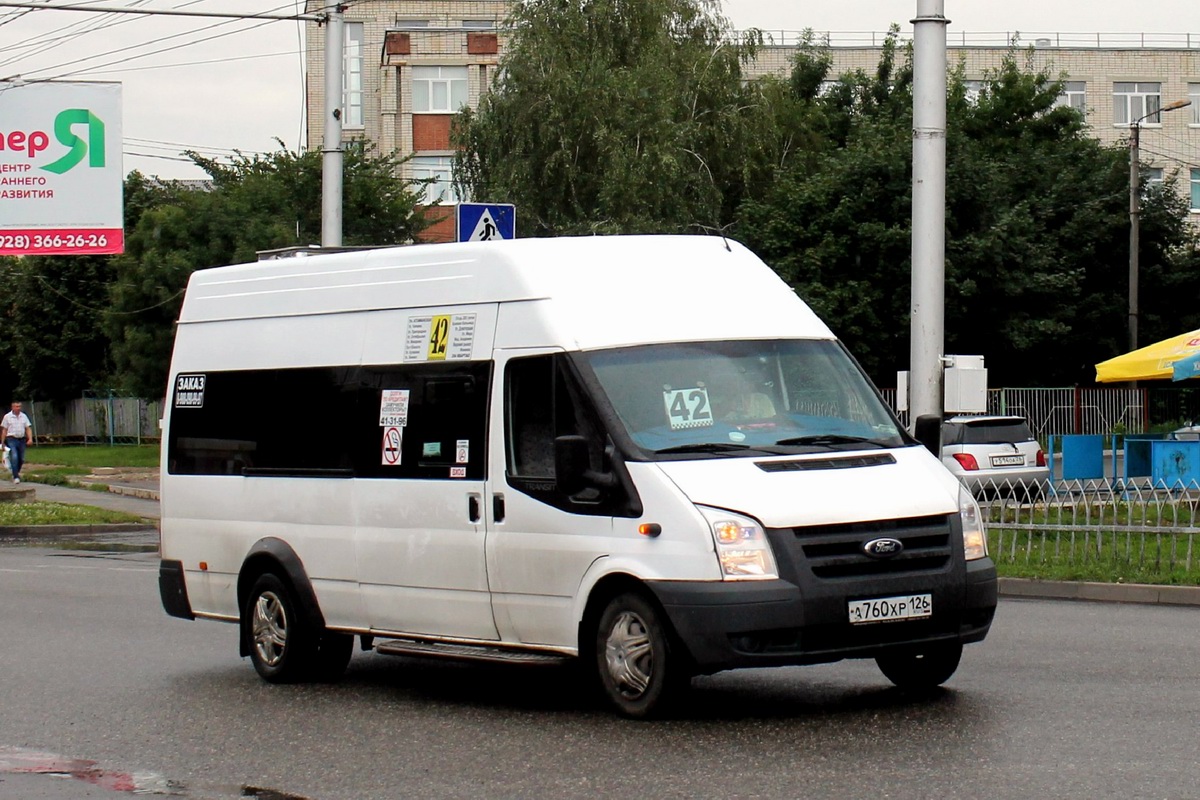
xmin=0 ymin=544 xmax=1197 ymax=800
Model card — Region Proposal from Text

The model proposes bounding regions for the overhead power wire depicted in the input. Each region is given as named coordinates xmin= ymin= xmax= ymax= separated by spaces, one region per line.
xmin=0 ymin=2 xmax=320 ymax=21
xmin=0 ymin=0 xmax=157 ymax=70
xmin=81 ymin=47 xmax=298 ymax=74
xmin=3 ymin=0 xmax=301 ymax=79
xmin=4 ymin=5 xmax=300 ymax=86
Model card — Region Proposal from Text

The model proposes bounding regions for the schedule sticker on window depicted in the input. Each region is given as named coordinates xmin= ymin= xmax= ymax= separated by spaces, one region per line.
xmin=379 ymin=389 xmax=410 ymax=427
xmin=664 ymin=387 xmax=714 ymax=430
xmin=404 ymin=314 xmax=477 ymax=361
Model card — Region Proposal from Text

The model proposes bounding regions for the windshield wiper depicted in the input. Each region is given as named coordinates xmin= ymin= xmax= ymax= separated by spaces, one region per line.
xmin=653 ymin=442 xmax=753 ymax=455
xmin=774 ymin=434 xmax=885 ymax=449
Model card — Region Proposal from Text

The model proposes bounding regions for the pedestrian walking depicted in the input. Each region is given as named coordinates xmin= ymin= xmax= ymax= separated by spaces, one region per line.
xmin=2 ymin=401 xmax=33 ymax=484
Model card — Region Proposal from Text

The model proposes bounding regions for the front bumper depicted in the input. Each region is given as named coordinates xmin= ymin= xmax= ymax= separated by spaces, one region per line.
xmin=648 ymin=558 xmax=996 ymax=673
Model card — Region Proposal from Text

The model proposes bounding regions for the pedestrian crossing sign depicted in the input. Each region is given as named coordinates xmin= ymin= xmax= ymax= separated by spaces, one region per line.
xmin=456 ymin=203 xmax=516 ymax=242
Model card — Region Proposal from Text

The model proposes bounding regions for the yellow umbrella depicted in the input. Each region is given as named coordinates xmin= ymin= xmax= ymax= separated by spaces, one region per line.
xmin=1095 ymin=329 xmax=1200 ymax=382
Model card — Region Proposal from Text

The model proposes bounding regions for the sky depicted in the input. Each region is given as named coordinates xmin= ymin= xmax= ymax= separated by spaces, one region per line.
xmin=0 ymin=0 xmax=1196 ymax=179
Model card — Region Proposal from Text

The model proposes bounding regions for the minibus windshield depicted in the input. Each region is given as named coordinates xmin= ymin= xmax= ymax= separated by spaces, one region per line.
xmin=584 ymin=339 xmax=906 ymax=458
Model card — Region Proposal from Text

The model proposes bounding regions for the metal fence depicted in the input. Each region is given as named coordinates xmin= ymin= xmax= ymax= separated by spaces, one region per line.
xmin=881 ymin=386 xmax=1200 ymax=439
xmin=979 ymin=478 xmax=1199 ymax=582
xmin=26 ymin=397 xmax=163 ymax=445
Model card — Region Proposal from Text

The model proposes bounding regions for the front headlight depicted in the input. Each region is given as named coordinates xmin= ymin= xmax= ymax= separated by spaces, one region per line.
xmin=697 ymin=505 xmax=779 ymax=580
xmin=959 ymin=485 xmax=988 ymax=561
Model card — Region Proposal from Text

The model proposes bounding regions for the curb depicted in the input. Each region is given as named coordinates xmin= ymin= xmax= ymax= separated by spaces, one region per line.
xmin=0 ymin=523 xmax=157 ymax=538
xmin=999 ymin=577 xmax=1200 ymax=607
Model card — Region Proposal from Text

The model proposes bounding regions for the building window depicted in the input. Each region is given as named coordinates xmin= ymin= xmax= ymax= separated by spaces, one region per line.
xmin=343 ymin=22 xmax=364 ymax=128
xmin=462 ymin=19 xmax=496 ymax=29
xmin=1055 ymin=81 xmax=1087 ymax=114
xmin=1144 ymin=167 xmax=1164 ymax=194
xmin=1113 ymin=82 xmax=1161 ymax=126
xmin=412 ymin=156 xmax=459 ymax=205
xmin=963 ymin=80 xmax=985 ymax=104
xmin=1190 ymin=83 xmax=1200 ymax=125
xmin=1191 ymin=168 xmax=1200 ymax=212
xmin=412 ymin=66 xmax=468 ymax=113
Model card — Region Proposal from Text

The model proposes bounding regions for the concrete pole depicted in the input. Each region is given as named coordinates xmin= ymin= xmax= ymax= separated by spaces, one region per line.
xmin=909 ymin=0 xmax=948 ymax=431
xmin=321 ymin=5 xmax=344 ymax=248
xmin=1128 ymin=123 xmax=1140 ymax=354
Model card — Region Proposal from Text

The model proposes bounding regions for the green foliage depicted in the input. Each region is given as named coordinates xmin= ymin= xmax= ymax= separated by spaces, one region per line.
xmin=29 ymin=444 xmax=159 ymax=468
xmin=0 ymin=501 xmax=144 ymax=526
xmin=738 ymin=45 xmax=1200 ymax=385
xmin=454 ymin=0 xmax=761 ymax=235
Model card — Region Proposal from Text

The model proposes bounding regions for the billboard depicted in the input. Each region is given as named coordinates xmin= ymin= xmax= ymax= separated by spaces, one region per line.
xmin=0 ymin=81 xmax=123 ymax=256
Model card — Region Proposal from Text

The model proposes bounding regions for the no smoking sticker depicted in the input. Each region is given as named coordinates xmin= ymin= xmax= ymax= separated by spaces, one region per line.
xmin=382 ymin=427 xmax=403 ymax=466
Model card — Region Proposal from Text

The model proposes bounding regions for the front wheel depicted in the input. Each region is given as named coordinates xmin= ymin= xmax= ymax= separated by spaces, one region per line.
xmin=876 ymin=641 xmax=963 ymax=690
xmin=594 ymin=592 xmax=687 ymax=718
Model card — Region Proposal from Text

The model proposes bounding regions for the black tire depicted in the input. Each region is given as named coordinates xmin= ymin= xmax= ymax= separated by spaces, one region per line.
xmin=876 ymin=641 xmax=963 ymax=690
xmin=593 ymin=592 xmax=687 ymax=718
xmin=244 ymin=573 xmax=318 ymax=683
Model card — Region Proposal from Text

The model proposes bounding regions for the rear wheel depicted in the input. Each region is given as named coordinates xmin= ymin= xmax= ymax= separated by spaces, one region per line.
xmin=594 ymin=592 xmax=687 ymax=718
xmin=876 ymin=641 xmax=962 ymax=690
xmin=245 ymin=573 xmax=350 ymax=683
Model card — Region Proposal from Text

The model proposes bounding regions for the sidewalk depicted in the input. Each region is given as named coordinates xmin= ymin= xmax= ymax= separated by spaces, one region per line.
xmin=30 ymin=482 xmax=159 ymax=520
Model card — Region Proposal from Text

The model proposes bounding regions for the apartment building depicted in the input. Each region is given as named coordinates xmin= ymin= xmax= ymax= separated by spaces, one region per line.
xmin=304 ymin=8 xmax=1200 ymax=240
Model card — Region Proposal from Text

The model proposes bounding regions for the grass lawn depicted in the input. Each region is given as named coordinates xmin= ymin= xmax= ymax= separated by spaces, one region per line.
xmin=991 ymin=529 xmax=1200 ymax=586
xmin=26 ymin=444 xmax=159 ymax=469
xmin=0 ymin=502 xmax=146 ymax=526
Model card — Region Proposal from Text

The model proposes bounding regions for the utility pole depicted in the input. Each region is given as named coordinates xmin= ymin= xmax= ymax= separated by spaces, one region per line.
xmin=1128 ymin=98 xmax=1190 ymax=355
xmin=1128 ymin=122 xmax=1140 ymax=355
xmin=321 ymin=5 xmax=345 ymax=248
xmin=909 ymin=0 xmax=948 ymax=431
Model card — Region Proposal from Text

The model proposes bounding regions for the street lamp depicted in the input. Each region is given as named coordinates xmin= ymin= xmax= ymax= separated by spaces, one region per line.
xmin=1129 ymin=98 xmax=1191 ymax=355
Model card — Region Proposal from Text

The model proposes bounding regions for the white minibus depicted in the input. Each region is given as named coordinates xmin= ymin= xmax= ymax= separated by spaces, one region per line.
xmin=158 ymin=235 xmax=995 ymax=717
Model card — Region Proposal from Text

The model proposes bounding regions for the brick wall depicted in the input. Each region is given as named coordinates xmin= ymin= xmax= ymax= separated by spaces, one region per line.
xmin=412 ymin=115 xmax=453 ymax=151
xmin=417 ymin=206 xmax=457 ymax=243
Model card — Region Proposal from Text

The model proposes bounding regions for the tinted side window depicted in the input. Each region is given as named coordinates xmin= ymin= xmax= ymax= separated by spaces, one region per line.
xmin=168 ymin=362 xmax=490 ymax=480
xmin=168 ymin=368 xmax=356 ymax=475
xmin=353 ymin=362 xmax=491 ymax=480
xmin=505 ymin=354 xmax=622 ymax=514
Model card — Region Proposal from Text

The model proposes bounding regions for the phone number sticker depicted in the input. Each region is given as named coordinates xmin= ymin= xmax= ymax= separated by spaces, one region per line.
xmin=0 ymin=228 xmax=124 ymax=256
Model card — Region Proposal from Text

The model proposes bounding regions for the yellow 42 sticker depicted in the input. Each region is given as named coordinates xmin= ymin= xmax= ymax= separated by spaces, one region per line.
xmin=427 ymin=315 xmax=451 ymax=360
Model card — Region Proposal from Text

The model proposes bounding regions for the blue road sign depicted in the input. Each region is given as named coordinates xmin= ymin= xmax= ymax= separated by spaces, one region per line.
xmin=456 ymin=203 xmax=516 ymax=242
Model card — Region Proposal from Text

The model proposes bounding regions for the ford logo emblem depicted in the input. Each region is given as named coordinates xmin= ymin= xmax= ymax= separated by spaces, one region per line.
xmin=863 ymin=537 xmax=904 ymax=558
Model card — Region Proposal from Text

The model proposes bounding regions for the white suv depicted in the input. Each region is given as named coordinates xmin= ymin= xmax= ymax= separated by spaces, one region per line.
xmin=941 ymin=415 xmax=1049 ymax=498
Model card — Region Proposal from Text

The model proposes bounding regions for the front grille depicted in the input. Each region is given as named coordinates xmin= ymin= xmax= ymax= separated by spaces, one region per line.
xmin=778 ymin=514 xmax=955 ymax=579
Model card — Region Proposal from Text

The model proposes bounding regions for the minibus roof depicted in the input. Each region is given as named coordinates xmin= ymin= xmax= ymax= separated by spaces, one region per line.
xmin=178 ymin=235 xmax=835 ymax=346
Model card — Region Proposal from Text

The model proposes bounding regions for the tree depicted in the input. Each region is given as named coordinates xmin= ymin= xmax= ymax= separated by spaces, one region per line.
xmin=737 ymin=45 xmax=1198 ymax=386
xmin=453 ymin=0 xmax=762 ymax=235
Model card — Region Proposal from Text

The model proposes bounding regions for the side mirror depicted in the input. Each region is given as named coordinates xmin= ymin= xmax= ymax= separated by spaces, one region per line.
xmin=555 ymin=435 xmax=590 ymax=496
xmin=914 ymin=414 xmax=942 ymax=457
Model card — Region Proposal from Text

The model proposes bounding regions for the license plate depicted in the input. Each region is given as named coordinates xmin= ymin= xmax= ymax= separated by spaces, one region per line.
xmin=848 ymin=594 xmax=932 ymax=625
xmin=990 ymin=454 xmax=1025 ymax=467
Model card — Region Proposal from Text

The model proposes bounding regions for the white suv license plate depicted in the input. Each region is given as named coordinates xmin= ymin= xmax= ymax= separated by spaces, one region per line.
xmin=991 ymin=454 xmax=1025 ymax=466
xmin=848 ymin=594 xmax=932 ymax=625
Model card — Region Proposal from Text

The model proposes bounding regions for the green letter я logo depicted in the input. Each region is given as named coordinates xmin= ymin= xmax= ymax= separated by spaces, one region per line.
xmin=41 ymin=109 xmax=105 ymax=174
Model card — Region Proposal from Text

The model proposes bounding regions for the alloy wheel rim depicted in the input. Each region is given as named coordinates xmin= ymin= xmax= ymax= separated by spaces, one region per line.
xmin=604 ymin=610 xmax=654 ymax=699
xmin=252 ymin=591 xmax=288 ymax=667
